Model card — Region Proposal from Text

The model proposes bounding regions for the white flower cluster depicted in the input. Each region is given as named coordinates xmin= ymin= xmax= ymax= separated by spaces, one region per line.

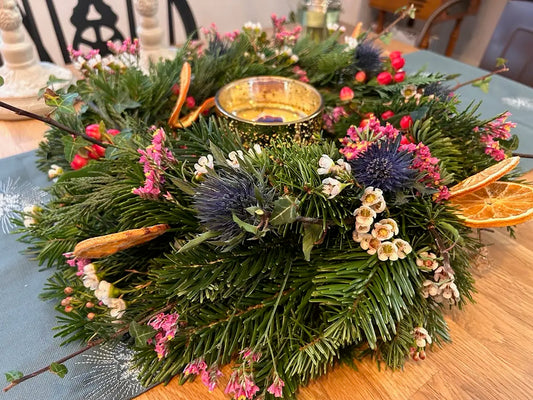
xmin=23 ymin=205 xmax=41 ymax=228
xmin=226 ymin=150 xmax=244 ymax=169
xmin=82 ymin=263 xmax=126 ymax=319
xmin=194 ymin=154 xmax=214 ymax=179
xmin=47 ymin=164 xmax=63 ymax=180
xmin=243 ymin=21 xmax=262 ymax=33
xmin=417 ymin=251 xmax=460 ymax=304
xmin=318 ymin=154 xmax=351 ymax=199
xmin=194 ymin=145 xmax=262 ymax=179
xmin=352 ymin=187 xmax=412 ymax=261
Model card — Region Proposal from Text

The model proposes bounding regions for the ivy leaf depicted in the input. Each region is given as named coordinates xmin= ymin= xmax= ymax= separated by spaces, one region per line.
xmin=4 ymin=370 xmax=23 ymax=383
xmin=472 ymin=77 xmax=491 ymax=93
xmin=233 ymin=213 xmax=261 ymax=235
xmin=496 ymin=57 xmax=507 ymax=67
xmin=49 ymin=362 xmax=68 ymax=378
xmin=380 ymin=32 xmax=392 ymax=45
xmin=178 ymin=231 xmax=219 ymax=253
xmin=302 ymin=224 xmax=324 ymax=261
xmin=129 ymin=320 xmax=156 ymax=348
xmin=61 ymin=135 xmax=87 ymax=162
xmin=270 ymin=196 xmax=299 ymax=226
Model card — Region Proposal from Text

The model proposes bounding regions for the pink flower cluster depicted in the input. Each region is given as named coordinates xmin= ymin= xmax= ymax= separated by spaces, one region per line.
xmin=399 ymin=142 xmax=449 ymax=201
xmin=475 ymin=112 xmax=515 ymax=161
xmin=323 ymin=106 xmax=348 ymax=132
xmin=292 ymin=65 xmax=309 ymax=82
xmin=132 ymin=128 xmax=175 ymax=199
xmin=107 ymin=38 xmax=140 ymax=56
xmin=339 ymin=117 xmax=399 ymax=160
xmin=271 ymin=13 xmax=302 ymax=46
xmin=63 ymin=252 xmax=91 ymax=276
xmin=68 ymin=46 xmax=100 ymax=60
xmin=267 ymin=374 xmax=285 ymax=398
xmin=224 ymin=370 xmax=260 ymax=399
xmin=183 ymin=359 xmax=223 ymax=392
xmin=147 ymin=312 xmax=180 ymax=360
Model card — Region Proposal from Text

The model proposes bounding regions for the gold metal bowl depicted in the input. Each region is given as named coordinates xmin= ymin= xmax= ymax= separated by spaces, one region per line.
xmin=215 ymin=76 xmax=324 ymax=146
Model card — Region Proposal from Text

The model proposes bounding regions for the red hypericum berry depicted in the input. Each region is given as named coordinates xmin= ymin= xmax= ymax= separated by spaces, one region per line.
xmin=355 ymin=71 xmax=366 ymax=83
xmin=419 ymin=350 xmax=426 ymax=360
xmin=171 ymin=83 xmax=180 ymax=95
xmin=381 ymin=110 xmax=395 ymax=120
xmin=400 ymin=115 xmax=413 ymax=130
xmin=70 ymin=154 xmax=88 ymax=170
xmin=92 ymin=144 xmax=106 ymax=158
xmin=106 ymin=129 xmax=120 ymax=136
xmin=85 ymin=124 xmax=101 ymax=140
xmin=394 ymin=70 xmax=406 ymax=83
xmin=412 ymin=351 xmax=420 ymax=361
xmin=85 ymin=302 xmax=95 ymax=308
xmin=185 ymin=96 xmax=196 ymax=109
xmin=389 ymin=50 xmax=402 ymax=60
xmin=376 ymin=71 xmax=393 ymax=85
xmin=64 ymin=287 xmax=74 ymax=295
xmin=60 ymin=297 xmax=71 ymax=307
xmin=339 ymin=86 xmax=355 ymax=101
xmin=391 ymin=57 xmax=405 ymax=70
xmin=64 ymin=305 xmax=73 ymax=313
xmin=400 ymin=135 xmax=414 ymax=145
xmin=87 ymin=312 xmax=96 ymax=320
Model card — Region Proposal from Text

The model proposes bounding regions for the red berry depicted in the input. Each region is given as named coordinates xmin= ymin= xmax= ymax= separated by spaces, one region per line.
xmin=391 ymin=57 xmax=405 ymax=70
xmin=389 ymin=51 xmax=402 ymax=60
xmin=400 ymin=135 xmax=414 ymax=145
xmin=400 ymin=115 xmax=413 ymax=130
xmin=64 ymin=305 xmax=73 ymax=313
xmin=85 ymin=124 xmax=101 ymax=140
xmin=70 ymin=154 xmax=88 ymax=170
xmin=419 ymin=350 xmax=426 ymax=360
xmin=87 ymin=312 xmax=95 ymax=320
xmin=106 ymin=129 xmax=120 ymax=136
xmin=355 ymin=71 xmax=366 ymax=83
xmin=381 ymin=110 xmax=395 ymax=120
xmin=376 ymin=71 xmax=392 ymax=85
xmin=85 ymin=302 xmax=95 ymax=308
xmin=92 ymin=144 xmax=106 ymax=158
xmin=171 ymin=83 xmax=180 ymax=95
xmin=61 ymin=297 xmax=71 ymax=307
xmin=339 ymin=86 xmax=355 ymax=101
xmin=64 ymin=287 xmax=74 ymax=295
xmin=185 ymin=96 xmax=196 ymax=109
xmin=394 ymin=70 xmax=406 ymax=83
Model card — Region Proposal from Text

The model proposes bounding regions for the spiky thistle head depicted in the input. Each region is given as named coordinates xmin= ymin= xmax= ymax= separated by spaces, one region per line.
xmin=193 ymin=169 xmax=274 ymax=242
xmin=353 ymin=41 xmax=383 ymax=75
xmin=423 ymin=81 xmax=452 ymax=100
xmin=349 ymin=136 xmax=416 ymax=192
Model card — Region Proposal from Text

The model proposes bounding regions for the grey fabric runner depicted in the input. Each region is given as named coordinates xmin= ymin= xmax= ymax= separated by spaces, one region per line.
xmin=405 ymin=50 xmax=533 ymax=171
xmin=0 ymin=151 xmax=146 ymax=400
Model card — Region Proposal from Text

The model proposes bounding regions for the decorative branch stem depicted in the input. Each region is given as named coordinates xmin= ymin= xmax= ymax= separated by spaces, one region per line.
xmin=3 ymin=302 xmax=176 ymax=393
xmin=428 ymin=225 xmax=454 ymax=276
xmin=368 ymin=5 xmax=415 ymax=44
xmin=450 ymin=66 xmax=509 ymax=92
xmin=0 ymin=100 xmax=110 ymax=147
xmin=512 ymin=152 xmax=533 ymax=159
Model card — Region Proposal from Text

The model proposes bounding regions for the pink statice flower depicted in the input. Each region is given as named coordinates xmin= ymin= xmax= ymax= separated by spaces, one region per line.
xmin=271 ymin=13 xmax=302 ymax=46
xmin=224 ymin=370 xmax=260 ymax=399
xmin=147 ymin=312 xmax=180 ymax=359
xmin=63 ymin=252 xmax=91 ymax=276
xmin=200 ymin=365 xmax=223 ymax=392
xmin=292 ymin=65 xmax=309 ymax=83
xmin=183 ymin=358 xmax=207 ymax=375
xmin=239 ymin=347 xmax=262 ymax=363
xmin=133 ymin=128 xmax=175 ymax=200
xmin=267 ymin=374 xmax=285 ymax=398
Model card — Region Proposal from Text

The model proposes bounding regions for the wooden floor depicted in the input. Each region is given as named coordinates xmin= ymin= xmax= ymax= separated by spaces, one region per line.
xmin=137 ymin=174 xmax=533 ymax=399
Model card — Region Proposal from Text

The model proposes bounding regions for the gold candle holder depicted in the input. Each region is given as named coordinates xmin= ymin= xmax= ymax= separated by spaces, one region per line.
xmin=215 ymin=76 xmax=324 ymax=146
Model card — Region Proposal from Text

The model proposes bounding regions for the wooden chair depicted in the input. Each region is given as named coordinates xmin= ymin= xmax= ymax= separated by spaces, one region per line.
xmin=479 ymin=0 xmax=533 ymax=87
xmin=16 ymin=0 xmax=198 ymax=65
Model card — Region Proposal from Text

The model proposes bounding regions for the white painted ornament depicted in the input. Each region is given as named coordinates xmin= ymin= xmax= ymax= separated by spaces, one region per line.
xmin=0 ymin=0 xmax=72 ymax=120
xmin=135 ymin=0 xmax=176 ymax=71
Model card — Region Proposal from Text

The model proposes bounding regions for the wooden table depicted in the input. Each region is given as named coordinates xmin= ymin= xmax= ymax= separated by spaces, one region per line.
xmin=2 ymin=46 xmax=532 ymax=399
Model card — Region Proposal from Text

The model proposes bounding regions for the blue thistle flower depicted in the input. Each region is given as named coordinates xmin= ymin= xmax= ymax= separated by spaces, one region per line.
xmin=349 ymin=137 xmax=416 ymax=192
xmin=424 ymin=81 xmax=452 ymax=100
xmin=193 ymin=170 xmax=274 ymax=242
xmin=206 ymin=36 xmax=230 ymax=57
xmin=353 ymin=41 xmax=383 ymax=74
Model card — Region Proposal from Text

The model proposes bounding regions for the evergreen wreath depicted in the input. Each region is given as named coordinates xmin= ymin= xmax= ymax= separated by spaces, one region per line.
xmin=5 ymin=13 xmax=527 ymax=400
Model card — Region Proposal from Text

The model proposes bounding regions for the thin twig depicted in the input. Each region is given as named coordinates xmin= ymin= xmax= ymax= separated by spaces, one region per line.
xmin=368 ymin=5 xmax=415 ymax=44
xmin=512 ymin=152 xmax=533 ymax=159
xmin=3 ymin=302 xmax=176 ymax=392
xmin=0 ymin=100 xmax=110 ymax=147
xmin=428 ymin=225 xmax=454 ymax=276
xmin=450 ymin=66 xmax=509 ymax=92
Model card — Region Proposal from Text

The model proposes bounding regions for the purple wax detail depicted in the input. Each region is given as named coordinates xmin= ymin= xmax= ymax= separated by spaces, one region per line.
xmin=256 ymin=115 xmax=284 ymax=123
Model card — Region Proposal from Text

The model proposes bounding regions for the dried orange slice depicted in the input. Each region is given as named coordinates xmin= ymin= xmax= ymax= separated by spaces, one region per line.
xmin=168 ymin=62 xmax=192 ymax=127
xmin=448 ymin=156 xmax=520 ymax=199
xmin=174 ymin=97 xmax=215 ymax=128
xmin=450 ymin=181 xmax=533 ymax=228
xmin=73 ymin=224 xmax=170 ymax=258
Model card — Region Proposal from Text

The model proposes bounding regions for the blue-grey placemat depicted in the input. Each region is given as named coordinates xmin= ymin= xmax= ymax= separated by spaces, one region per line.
xmin=405 ymin=50 xmax=533 ymax=171
xmin=0 ymin=151 xmax=146 ymax=400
